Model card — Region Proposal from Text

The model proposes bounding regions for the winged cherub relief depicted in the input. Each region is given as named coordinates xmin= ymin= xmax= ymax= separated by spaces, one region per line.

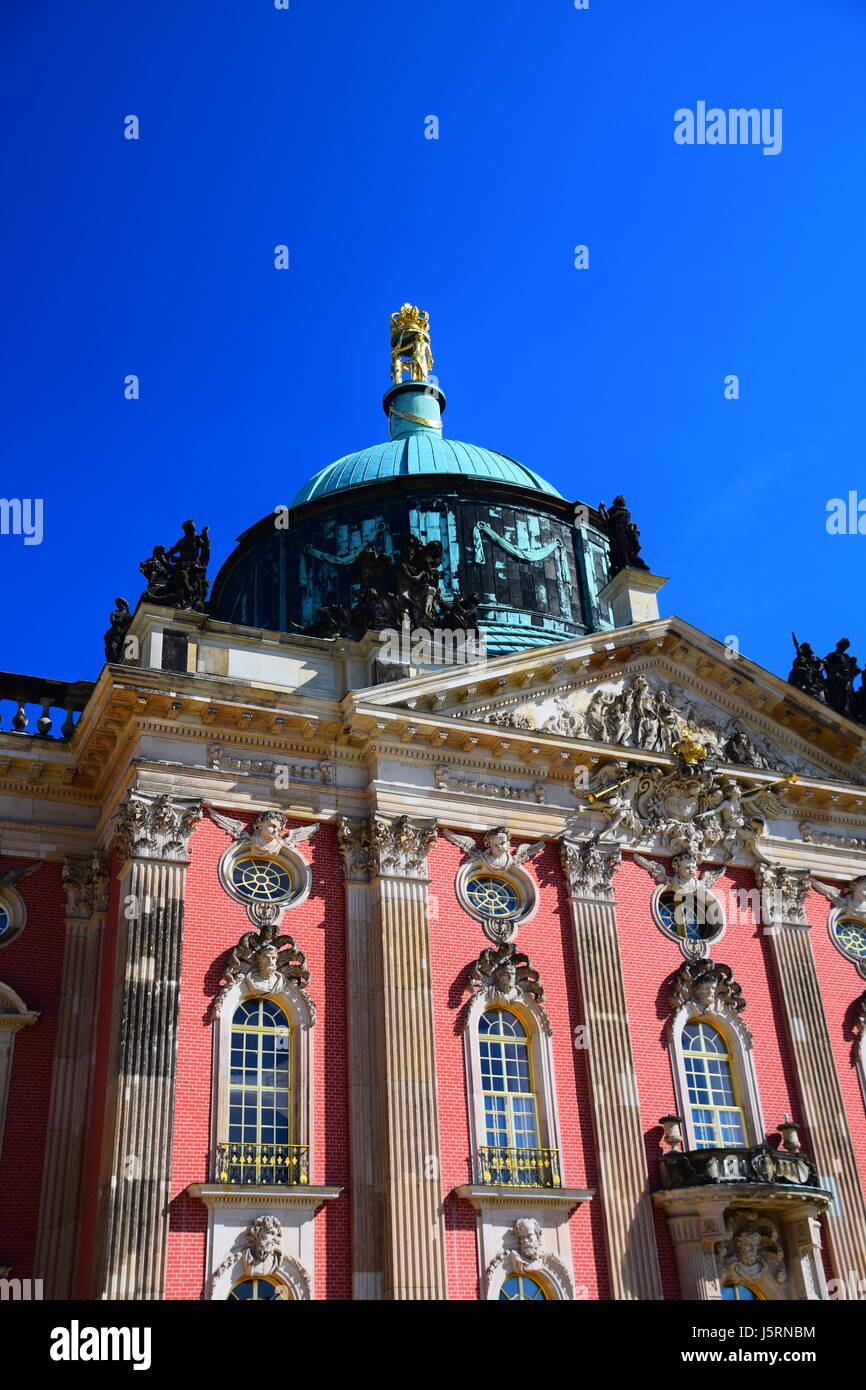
xmin=440 ymin=824 xmax=546 ymax=871
xmin=809 ymin=873 xmax=866 ymax=924
xmin=204 ymin=805 xmax=319 ymax=856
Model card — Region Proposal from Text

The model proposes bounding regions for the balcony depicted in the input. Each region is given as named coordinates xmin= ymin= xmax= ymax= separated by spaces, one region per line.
xmin=214 ymin=1141 xmax=309 ymax=1186
xmin=658 ymin=1141 xmax=820 ymax=1192
xmin=476 ymin=1145 xmax=562 ymax=1189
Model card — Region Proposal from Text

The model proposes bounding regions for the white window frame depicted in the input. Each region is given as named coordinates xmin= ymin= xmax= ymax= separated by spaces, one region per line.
xmin=668 ymin=1004 xmax=764 ymax=1151
xmin=463 ymin=990 xmax=562 ymax=1180
xmin=211 ymin=976 xmax=314 ymax=1171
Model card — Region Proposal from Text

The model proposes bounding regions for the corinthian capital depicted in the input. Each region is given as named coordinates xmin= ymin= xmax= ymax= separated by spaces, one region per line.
xmin=62 ymin=852 xmax=110 ymax=920
xmin=114 ymin=792 xmax=203 ymax=864
xmin=369 ymin=814 xmax=437 ymax=878
xmin=753 ymin=863 xmax=811 ymax=925
xmin=559 ymin=836 xmax=621 ymax=900
xmin=337 ymin=817 xmax=374 ymax=882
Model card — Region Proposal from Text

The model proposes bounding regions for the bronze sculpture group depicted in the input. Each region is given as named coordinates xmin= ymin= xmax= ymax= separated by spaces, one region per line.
xmin=788 ymin=633 xmax=865 ymax=724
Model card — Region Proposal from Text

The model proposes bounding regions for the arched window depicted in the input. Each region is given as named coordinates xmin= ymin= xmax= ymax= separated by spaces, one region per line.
xmin=681 ymin=1021 xmax=746 ymax=1148
xmin=228 ymin=1277 xmax=290 ymax=1301
xmin=478 ymin=1008 xmax=550 ymax=1185
xmin=499 ymin=1274 xmax=548 ymax=1301
xmin=220 ymin=997 xmax=296 ymax=1184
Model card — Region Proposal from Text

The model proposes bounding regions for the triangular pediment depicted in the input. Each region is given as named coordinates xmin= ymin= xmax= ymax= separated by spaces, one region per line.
xmin=349 ymin=617 xmax=866 ymax=787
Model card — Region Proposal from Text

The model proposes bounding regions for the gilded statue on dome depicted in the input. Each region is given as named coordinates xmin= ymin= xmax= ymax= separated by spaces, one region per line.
xmin=390 ymin=303 xmax=434 ymax=383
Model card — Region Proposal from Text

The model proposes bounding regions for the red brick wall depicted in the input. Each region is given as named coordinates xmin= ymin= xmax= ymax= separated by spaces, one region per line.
xmin=616 ymin=857 xmax=808 ymax=1298
xmin=0 ymin=858 xmax=67 ymax=1279
xmin=165 ymin=814 xmax=350 ymax=1300
xmin=428 ymin=836 xmax=606 ymax=1300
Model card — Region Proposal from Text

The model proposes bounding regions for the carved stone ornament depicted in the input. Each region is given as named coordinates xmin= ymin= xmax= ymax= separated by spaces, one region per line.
xmin=468 ymin=941 xmax=550 ymax=1032
xmin=715 ymin=1209 xmax=790 ymax=1301
xmin=434 ymin=765 xmax=546 ymax=804
xmin=799 ymin=821 xmax=866 ymax=851
xmin=207 ymin=744 xmax=332 ymax=785
xmin=62 ymin=853 xmax=109 ymax=921
xmin=209 ymin=921 xmax=314 ymax=1022
xmin=558 ymin=835 xmax=621 ymax=899
xmin=441 ymin=825 xmax=545 ymax=872
xmin=484 ymin=1218 xmax=574 ymax=1300
xmin=576 ymin=760 xmax=791 ymax=862
xmin=481 ymin=673 xmax=815 ymax=774
xmin=369 ymin=815 xmax=437 ymax=877
xmin=337 ymin=817 xmax=374 ymax=882
xmin=210 ymin=1215 xmax=311 ymax=1299
xmin=855 ymin=993 xmax=866 ymax=1035
xmin=669 ymin=958 xmax=747 ymax=1019
xmin=752 ymin=863 xmax=811 ymax=926
xmin=810 ymin=873 xmax=866 ymax=926
xmin=114 ymin=793 xmax=202 ymax=863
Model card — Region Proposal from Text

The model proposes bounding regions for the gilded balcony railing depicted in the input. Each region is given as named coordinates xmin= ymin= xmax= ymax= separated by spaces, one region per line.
xmin=215 ymin=1141 xmax=309 ymax=1186
xmin=477 ymin=1145 xmax=562 ymax=1188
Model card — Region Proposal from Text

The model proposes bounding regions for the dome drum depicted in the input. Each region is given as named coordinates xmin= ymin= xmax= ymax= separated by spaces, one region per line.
xmin=211 ymin=480 xmax=615 ymax=654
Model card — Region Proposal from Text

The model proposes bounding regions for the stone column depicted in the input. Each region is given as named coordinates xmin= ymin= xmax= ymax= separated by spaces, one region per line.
xmin=34 ymin=854 xmax=109 ymax=1298
xmin=95 ymin=792 xmax=201 ymax=1300
xmin=756 ymin=863 xmax=866 ymax=1288
xmin=559 ymin=838 xmax=663 ymax=1300
xmin=368 ymin=815 xmax=447 ymax=1300
xmin=337 ymin=817 xmax=385 ymax=1301
xmin=664 ymin=1210 xmax=724 ymax=1301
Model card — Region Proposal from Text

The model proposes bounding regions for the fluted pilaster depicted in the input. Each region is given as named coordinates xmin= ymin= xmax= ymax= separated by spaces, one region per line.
xmin=370 ymin=816 xmax=446 ymax=1300
xmin=34 ymin=854 xmax=109 ymax=1297
xmin=560 ymin=837 xmax=663 ymax=1300
xmin=338 ymin=817 xmax=385 ymax=1300
xmin=756 ymin=863 xmax=866 ymax=1288
xmin=96 ymin=793 xmax=201 ymax=1300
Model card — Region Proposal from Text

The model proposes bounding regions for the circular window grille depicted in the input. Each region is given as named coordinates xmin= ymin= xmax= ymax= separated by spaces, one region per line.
xmin=0 ymin=904 xmax=10 ymax=943
xmin=230 ymin=856 xmax=294 ymax=903
xmin=464 ymin=874 xmax=521 ymax=919
xmin=832 ymin=916 xmax=866 ymax=964
xmin=656 ymin=887 xmax=723 ymax=944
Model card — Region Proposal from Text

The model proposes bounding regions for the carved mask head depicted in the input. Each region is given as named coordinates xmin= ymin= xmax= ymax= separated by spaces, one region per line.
xmin=733 ymin=1229 xmax=762 ymax=1265
xmin=514 ymin=1218 xmax=542 ymax=1261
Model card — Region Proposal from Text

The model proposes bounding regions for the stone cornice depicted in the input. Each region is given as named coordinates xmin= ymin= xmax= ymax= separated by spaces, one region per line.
xmin=187 ymin=1183 xmax=342 ymax=1209
xmin=455 ymin=1184 xmax=594 ymax=1212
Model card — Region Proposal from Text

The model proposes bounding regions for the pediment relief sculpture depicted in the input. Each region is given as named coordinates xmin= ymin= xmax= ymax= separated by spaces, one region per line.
xmin=471 ymin=673 xmax=825 ymax=777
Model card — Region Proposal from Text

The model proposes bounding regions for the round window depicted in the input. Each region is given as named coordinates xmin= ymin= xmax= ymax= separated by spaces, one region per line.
xmin=464 ymin=874 xmax=521 ymax=919
xmin=230 ymin=855 xmax=294 ymax=903
xmin=831 ymin=916 xmax=866 ymax=964
xmin=0 ymin=904 xmax=10 ymax=942
xmin=656 ymin=887 xmax=723 ymax=945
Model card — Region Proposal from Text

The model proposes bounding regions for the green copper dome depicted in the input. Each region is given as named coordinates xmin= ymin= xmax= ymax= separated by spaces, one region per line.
xmin=291 ymin=382 xmax=561 ymax=504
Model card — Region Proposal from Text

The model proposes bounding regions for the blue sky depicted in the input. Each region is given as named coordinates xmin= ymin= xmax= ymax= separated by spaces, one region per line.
xmin=2 ymin=0 xmax=865 ymax=686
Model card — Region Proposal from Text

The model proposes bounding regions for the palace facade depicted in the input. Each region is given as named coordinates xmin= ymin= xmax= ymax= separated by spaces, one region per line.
xmin=1 ymin=309 xmax=866 ymax=1302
